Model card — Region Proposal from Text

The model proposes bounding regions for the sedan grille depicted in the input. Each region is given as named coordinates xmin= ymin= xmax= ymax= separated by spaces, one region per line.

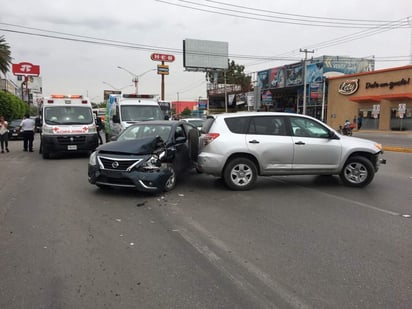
xmin=98 ymin=156 xmax=143 ymax=172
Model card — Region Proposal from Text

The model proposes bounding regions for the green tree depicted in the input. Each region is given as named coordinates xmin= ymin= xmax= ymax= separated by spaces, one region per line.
xmin=180 ymin=107 xmax=192 ymax=117
xmin=0 ymin=35 xmax=12 ymax=77
xmin=0 ymin=91 xmax=28 ymax=120
xmin=206 ymin=59 xmax=252 ymax=92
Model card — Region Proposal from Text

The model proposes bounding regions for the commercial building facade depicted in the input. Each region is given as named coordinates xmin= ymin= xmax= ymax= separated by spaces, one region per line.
xmin=327 ymin=65 xmax=412 ymax=131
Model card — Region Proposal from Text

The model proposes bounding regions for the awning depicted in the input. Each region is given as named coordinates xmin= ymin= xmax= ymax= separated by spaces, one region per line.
xmin=349 ymin=92 xmax=412 ymax=103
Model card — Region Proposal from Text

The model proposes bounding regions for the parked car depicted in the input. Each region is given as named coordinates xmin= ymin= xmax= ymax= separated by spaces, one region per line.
xmin=7 ymin=119 xmax=23 ymax=140
xmin=181 ymin=118 xmax=204 ymax=131
xmin=88 ymin=120 xmax=200 ymax=193
xmin=197 ymin=112 xmax=386 ymax=190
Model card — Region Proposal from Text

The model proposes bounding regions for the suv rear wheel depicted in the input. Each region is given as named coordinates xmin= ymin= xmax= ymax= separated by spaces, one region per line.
xmin=223 ymin=157 xmax=257 ymax=190
xmin=340 ymin=156 xmax=375 ymax=187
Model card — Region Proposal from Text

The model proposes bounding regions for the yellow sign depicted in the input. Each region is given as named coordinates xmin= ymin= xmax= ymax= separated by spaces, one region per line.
xmin=157 ymin=64 xmax=169 ymax=75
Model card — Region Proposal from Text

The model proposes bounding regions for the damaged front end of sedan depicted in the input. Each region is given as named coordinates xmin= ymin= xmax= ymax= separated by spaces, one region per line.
xmin=88 ymin=136 xmax=176 ymax=193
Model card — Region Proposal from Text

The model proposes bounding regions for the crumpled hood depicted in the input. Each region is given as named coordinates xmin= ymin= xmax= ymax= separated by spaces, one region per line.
xmin=97 ymin=136 xmax=164 ymax=155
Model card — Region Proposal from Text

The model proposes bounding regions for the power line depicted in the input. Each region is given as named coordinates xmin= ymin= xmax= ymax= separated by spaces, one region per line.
xmin=1 ymin=21 xmax=409 ymax=69
xmin=157 ymin=0 xmax=410 ymax=28
xmin=205 ymin=0 xmax=408 ymax=24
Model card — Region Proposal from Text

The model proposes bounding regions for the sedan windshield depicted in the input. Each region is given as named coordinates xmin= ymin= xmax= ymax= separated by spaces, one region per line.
xmin=117 ymin=124 xmax=172 ymax=142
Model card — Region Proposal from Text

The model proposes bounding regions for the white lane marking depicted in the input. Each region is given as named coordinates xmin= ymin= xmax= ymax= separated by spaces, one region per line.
xmin=173 ymin=215 xmax=311 ymax=309
xmin=320 ymin=191 xmax=402 ymax=216
xmin=274 ymin=178 xmax=403 ymax=217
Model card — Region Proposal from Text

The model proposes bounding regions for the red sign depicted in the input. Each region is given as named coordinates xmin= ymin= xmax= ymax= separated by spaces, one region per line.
xmin=12 ymin=62 xmax=40 ymax=76
xmin=151 ymin=53 xmax=175 ymax=62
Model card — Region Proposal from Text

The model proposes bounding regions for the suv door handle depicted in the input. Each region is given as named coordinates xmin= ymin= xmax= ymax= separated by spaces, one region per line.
xmin=295 ymin=141 xmax=306 ymax=145
xmin=249 ymin=140 xmax=260 ymax=144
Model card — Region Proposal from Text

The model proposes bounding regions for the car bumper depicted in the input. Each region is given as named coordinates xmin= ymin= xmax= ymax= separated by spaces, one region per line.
xmin=42 ymin=134 xmax=98 ymax=153
xmin=8 ymin=131 xmax=23 ymax=140
xmin=197 ymin=152 xmax=225 ymax=176
xmin=88 ymin=164 xmax=172 ymax=193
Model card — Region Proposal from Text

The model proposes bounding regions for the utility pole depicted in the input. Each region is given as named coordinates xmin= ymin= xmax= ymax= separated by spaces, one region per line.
xmin=409 ymin=17 xmax=412 ymax=64
xmin=300 ymin=48 xmax=314 ymax=115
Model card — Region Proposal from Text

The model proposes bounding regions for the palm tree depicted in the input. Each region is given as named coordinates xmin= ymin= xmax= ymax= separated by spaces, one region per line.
xmin=0 ymin=35 xmax=12 ymax=77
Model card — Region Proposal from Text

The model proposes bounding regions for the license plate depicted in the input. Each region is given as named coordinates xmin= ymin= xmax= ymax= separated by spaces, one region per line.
xmin=67 ymin=145 xmax=77 ymax=150
xmin=12 ymin=133 xmax=18 ymax=136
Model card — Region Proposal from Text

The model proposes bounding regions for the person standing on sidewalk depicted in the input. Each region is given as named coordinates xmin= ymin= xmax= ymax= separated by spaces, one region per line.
xmin=19 ymin=114 xmax=35 ymax=152
xmin=0 ymin=116 xmax=10 ymax=153
xmin=357 ymin=114 xmax=363 ymax=130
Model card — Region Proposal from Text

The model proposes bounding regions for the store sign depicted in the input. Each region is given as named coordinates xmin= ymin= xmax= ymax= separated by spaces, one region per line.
xmin=365 ymin=78 xmax=410 ymax=90
xmin=12 ymin=62 xmax=40 ymax=76
xmin=151 ymin=53 xmax=175 ymax=62
xmin=338 ymin=79 xmax=359 ymax=96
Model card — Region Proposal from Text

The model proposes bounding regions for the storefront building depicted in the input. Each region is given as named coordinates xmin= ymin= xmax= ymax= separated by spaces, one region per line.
xmin=327 ymin=65 xmax=412 ymax=131
xmin=256 ymin=56 xmax=374 ymax=118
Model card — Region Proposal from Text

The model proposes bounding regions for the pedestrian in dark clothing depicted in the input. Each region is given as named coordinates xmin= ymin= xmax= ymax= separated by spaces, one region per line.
xmin=95 ymin=113 xmax=104 ymax=144
xmin=357 ymin=115 xmax=363 ymax=130
xmin=19 ymin=114 xmax=35 ymax=152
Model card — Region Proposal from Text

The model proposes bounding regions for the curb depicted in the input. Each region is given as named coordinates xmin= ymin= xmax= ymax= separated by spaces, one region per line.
xmin=383 ymin=146 xmax=412 ymax=153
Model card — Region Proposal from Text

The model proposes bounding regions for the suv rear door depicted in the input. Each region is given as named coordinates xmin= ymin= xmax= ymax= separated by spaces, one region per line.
xmin=246 ymin=116 xmax=294 ymax=174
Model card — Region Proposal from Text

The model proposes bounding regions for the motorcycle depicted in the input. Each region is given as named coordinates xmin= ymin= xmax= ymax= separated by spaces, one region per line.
xmin=342 ymin=126 xmax=353 ymax=136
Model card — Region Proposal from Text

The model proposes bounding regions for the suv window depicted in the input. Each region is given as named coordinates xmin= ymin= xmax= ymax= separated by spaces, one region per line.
xmin=248 ymin=116 xmax=287 ymax=136
xmin=224 ymin=117 xmax=249 ymax=134
xmin=290 ymin=117 xmax=329 ymax=138
xmin=202 ymin=118 xmax=215 ymax=133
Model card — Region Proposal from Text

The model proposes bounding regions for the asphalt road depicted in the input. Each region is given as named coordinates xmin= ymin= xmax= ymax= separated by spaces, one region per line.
xmin=0 ymin=137 xmax=411 ymax=309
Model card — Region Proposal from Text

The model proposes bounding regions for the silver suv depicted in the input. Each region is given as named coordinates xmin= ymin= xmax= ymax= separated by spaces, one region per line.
xmin=197 ymin=112 xmax=386 ymax=190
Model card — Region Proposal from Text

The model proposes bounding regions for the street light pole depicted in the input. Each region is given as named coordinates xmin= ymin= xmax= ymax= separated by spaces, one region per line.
xmin=117 ymin=66 xmax=156 ymax=95
xmin=300 ymin=48 xmax=314 ymax=115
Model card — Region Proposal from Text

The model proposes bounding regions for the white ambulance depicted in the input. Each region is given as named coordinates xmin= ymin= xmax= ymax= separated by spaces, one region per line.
xmin=38 ymin=94 xmax=98 ymax=159
xmin=104 ymin=93 xmax=166 ymax=140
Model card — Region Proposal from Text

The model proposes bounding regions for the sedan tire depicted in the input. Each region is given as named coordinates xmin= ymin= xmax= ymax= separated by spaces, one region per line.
xmin=223 ymin=157 xmax=257 ymax=191
xmin=340 ymin=156 xmax=375 ymax=187
xmin=163 ymin=164 xmax=177 ymax=192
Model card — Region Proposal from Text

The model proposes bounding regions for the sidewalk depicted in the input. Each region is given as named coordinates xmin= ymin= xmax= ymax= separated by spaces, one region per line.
xmin=351 ymin=130 xmax=412 ymax=153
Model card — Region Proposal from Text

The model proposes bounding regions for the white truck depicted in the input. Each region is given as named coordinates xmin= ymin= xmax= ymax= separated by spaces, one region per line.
xmin=37 ymin=94 xmax=98 ymax=159
xmin=104 ymin=93 xmax=166 ymax=140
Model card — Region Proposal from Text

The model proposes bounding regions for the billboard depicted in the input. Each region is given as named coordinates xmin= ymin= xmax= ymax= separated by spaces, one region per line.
xmin=103 ymin=90 xmax=121 ymax=100
xmin=285 ymin=63 xmax=303 ymax=87
xmin=183 ymin=39 xmax=228 ymax=71
xmin=269 ymin=66 xmax=286 ymax=88
xmin=258 ymin=67 xmax=286 ymax=89
xmin=27 ymin=76 xmax=42 ymax=93
xmin=257 ymin=70 xmax=270 ymax=90
xmin=317 ymin=56 xmax=374 ymax=75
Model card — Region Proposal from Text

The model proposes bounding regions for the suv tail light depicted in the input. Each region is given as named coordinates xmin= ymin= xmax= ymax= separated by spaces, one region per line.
xmin=203 ymin=133 xmax=220 ymax=145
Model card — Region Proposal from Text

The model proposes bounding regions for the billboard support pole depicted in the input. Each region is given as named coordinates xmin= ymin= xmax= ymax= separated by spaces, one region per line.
xmin=161 ymin=61 xmax=165 ymax=101
xmin=224 ymin=70 xmax=227 ymax=113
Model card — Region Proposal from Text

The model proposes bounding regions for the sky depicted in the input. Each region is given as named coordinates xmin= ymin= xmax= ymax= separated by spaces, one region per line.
xmin=1 ymin=0 xmax=411 ymax=103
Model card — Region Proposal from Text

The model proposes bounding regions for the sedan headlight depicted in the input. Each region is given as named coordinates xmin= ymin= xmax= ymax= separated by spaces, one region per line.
xmin=89 ymin=151 xmax=97 ymax=165
xmin=141 ymin=155 xmax=162 ymax=170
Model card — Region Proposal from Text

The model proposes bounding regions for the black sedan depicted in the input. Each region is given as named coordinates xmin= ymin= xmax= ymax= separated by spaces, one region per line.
xmin=88 ymin=120 xmax=199 ymax=193
xmin=7 ymin=119 xmax=23 ymax=140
